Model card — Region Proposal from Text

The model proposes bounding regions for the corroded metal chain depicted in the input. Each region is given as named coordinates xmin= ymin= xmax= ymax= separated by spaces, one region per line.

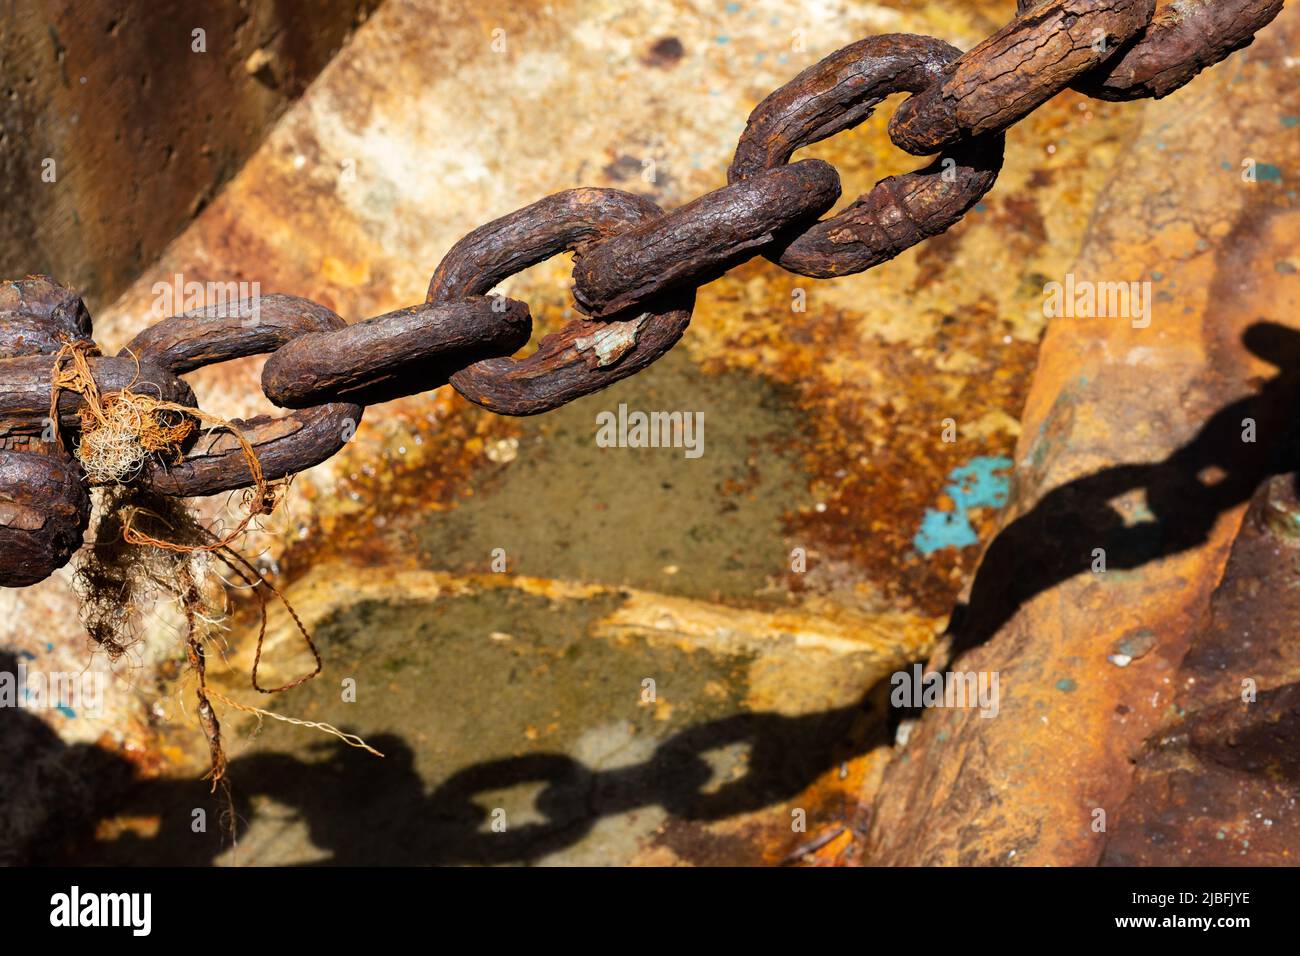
xmin=0 ymin=0 xmax=1283 ymax=588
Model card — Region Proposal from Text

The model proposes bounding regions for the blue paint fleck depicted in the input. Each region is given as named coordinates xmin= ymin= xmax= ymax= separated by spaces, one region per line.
xmin=1056 ymin=678 xmax=1078 ymax=692
xmin=57 ymin=705 xmax=76 ymax=718
xmin=973 ymin=202 xmax=987 ymax=213
xmin=715 ymin=35 xmax=730 ymax=45
xmin=1257 ymin=163 xmax=1283 ymax=182
xmin=1281 ymin=117 xmax=1299 ymax=128
xmin=725 ymin=1 xmax=741 ymax=12
xmin=913 ymin=456 xmax=1013 ymax=555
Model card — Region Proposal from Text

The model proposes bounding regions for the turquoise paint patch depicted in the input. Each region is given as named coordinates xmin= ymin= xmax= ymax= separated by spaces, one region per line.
xmin=1056 ymin=678 xmax=1077 ymax=692
xmin=913 ymin=456 xmax=1013 ymax=555
xmin=1282 ymin=117 xmax=1299 ymax=128
xmin=1257 ymin=163 xmax=1283 ymax=181
xmin=57 ymin=705 xmax=76 ymax=718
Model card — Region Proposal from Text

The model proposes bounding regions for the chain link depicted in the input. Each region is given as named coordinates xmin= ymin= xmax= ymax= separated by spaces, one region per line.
xmin=0 ymin=0 xmax=1285 ymax=586
xmin=121 ymin=295 xmax=363 ymax=498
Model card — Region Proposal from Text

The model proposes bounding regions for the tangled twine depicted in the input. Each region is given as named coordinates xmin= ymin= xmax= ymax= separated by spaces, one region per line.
xmin=50 ymin=337 xmax=379 ymax=811
xmin=48 ymin=337 xmax=279 ymax=552
xmin=49 ymin=338 xmax=194 ymax=482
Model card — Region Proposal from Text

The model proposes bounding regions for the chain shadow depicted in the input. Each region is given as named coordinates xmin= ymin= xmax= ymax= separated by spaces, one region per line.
xmin=946 ymin=321 xmax=1300 ymax=661
xmin=46 ymin=695 xmax=878 ymax=865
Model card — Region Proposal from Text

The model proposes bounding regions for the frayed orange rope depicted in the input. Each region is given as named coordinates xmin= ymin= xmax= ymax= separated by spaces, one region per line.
xmin=48 ymin=337 xmax=278 ymax=553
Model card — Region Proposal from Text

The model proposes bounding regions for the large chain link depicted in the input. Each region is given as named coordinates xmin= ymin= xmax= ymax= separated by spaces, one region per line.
xmin=0 ymin=0 xmax=1284 ymax=587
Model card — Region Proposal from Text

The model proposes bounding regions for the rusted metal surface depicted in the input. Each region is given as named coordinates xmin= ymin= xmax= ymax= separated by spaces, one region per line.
xmin=0 ymin=0 xmax=1048 ymax=866
xmin=0 ymin=450 xmax=89 ymax=587
xmin=138 ymin=397 xmax=361 ymax=499
xmin=889 ymin=0 xmax=1156 ymax=154
xmin=571 ymin=159 xmax=841 ymax=316
xmin=123 ymin=294 xmax=348 ymax=374
xmin=0 ymin=281 xmax=93 ymax=586
xmin=263 ymin=298 xmax=533 ymax=408
xmin=5 ymin=0 xmax=1284 ymax=535
xmin=1103 ymin=683 xmax=1300 ymax=865
xmin=864 ymin=3 xmax=1300 ymax=865
xmin=428 ymin=188 xmax=696 ymax=415
xmin=0 ymin=276 xmax=93 ymax=355
xmin=0 ymin=353 xmax=194 ymax=430
xmin=1032 ymin=0 xmax=1288 ymax=101
xmin=125 ymin=298 xmax=363 ymax=497
xmin=729 ymin=35 xmax=1003 ymax=279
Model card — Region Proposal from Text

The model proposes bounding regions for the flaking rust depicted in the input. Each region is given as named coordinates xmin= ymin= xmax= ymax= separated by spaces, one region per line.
xmin=14 ymin=0 xmax=1289 ymax=866
xmin=428 ymin=188 xmax=695 ymax=415
xmin=0 ymin=278 xmax=97 ymax=585
xmin=889 ymin=0 xmax=1156 ymax=153
xmin=571 ymin=159 xmax=842 ymax=317
xmin=573 ymin=314 xmax=646 ymax=368
xmin=728 ymin=34 xmax=1004 ymax=279
xmin=122 ymin=294 xmax=363 ymax=498
xmin=1020 ymin=0 xmax=1287 ymax=101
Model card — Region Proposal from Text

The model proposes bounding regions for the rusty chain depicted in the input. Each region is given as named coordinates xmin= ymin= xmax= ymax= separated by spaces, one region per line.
xmin=0 ymin=0 xmax=1283 ymax=587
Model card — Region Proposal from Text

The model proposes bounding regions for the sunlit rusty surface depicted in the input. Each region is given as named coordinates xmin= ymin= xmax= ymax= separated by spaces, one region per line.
xmin=4 ymin=0 xmax=1282 ymax=865
xmin=866 ymin=3 xmax=1300 ymax=866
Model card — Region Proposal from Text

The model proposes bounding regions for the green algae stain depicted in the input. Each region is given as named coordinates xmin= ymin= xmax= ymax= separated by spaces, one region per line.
xmin=417 ymin=350 xmax=813 ymax=602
